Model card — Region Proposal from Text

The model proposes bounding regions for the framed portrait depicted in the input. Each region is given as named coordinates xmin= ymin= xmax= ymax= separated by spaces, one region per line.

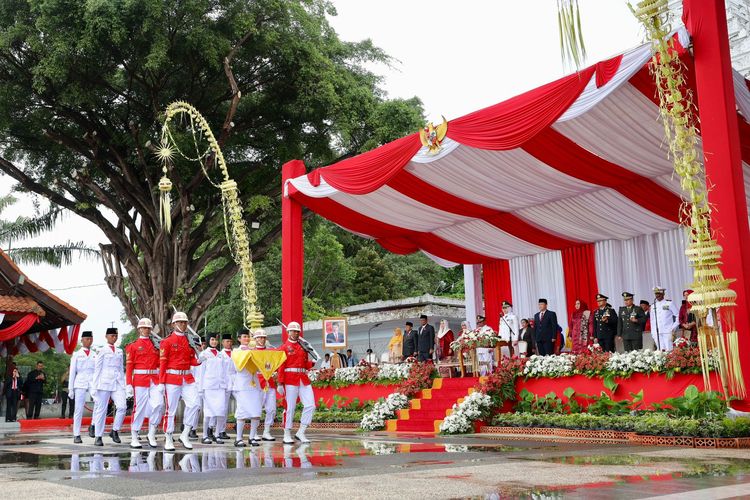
xmin=323 ymin=317 xmax=347 ymax=349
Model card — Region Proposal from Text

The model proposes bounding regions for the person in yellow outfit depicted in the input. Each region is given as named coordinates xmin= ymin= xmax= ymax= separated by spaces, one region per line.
xmin=388 ymin=328 xmax=403 ymax=363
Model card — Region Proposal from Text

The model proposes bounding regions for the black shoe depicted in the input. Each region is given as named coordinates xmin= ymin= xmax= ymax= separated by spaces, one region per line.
xmin=94 ymin=437 xmax=103 ymax=446
xmin=213 ymin=436 xmax=224 ymax=444
xmin=234 ymin=440 xmax=246 ymax=448
xmin=201 ymin=437 xmax=212 ymax=444
xmin=250 ymin=439 xmax=260 ymax=447
xmin=189 ymin=429 xmax=198 ymax=439
xmin=219 ymin=432 xmax=230 ymax=440
xmin=88 ymin=425 xmax=95 ymax=438
xmin=73 ymin=436 xmax=82 ymax=444
xmin=109 ymin=430 xmax=121 ymax=444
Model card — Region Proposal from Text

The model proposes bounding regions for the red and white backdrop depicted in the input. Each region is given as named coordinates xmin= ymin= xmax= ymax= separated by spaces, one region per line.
xmin=284 ymin=24 xmax=750 ymax=331
xmin=0 ymin=313 xmax=81 ymax=357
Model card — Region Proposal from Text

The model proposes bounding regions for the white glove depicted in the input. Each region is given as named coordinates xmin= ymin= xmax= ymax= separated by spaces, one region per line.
xmin=277 ymin=385 xmax=285 ymax=396
xmin=89 ymin=388 xmax=97 ymax=401
xmin=68 ymin=392 xmax=74 ymax=400
xmin=155 ymin=384 xmax=166 ymax=395
xmin=125 ymin=385 xmax=134 ymax=398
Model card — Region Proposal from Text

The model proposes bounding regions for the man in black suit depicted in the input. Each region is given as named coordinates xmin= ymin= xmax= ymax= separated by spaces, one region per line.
xmin=325 ymin=322 xmax=345 ymax=345
xmin=416 ymin=314 xmax=435 ymax=362
xmin=533 ymin=298 xmax=558 ymax=356
xmin=25 ymin=361 xmax=46 ymax=419
xmin=402 ymin=321 xmax=417 ymax=360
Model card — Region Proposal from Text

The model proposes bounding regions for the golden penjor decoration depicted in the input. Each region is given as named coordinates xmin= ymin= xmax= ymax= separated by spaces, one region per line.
xmin=419 ymin=116 xmax=448 ymax=153
xmin=156 ymin=102 xmax=264 ymax=331
xmin=632 ymin=0 xmax=745 ymax=399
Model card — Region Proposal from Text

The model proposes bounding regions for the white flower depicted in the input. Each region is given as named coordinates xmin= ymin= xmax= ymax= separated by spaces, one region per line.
xmin=360 ymin=392 xmax=410 ymax=431
xmin=439 ymin=391 xmax=492 ymax=434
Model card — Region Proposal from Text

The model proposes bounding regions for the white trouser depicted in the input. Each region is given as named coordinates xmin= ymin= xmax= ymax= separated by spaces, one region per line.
xmin=132 ymin=382 xmax=165 ymax=432
xmin=93 ymin=388 xmax=126 ymax=437
xmin=261 ymin=389 xmax=277 ymax=426
xmin=652 ymin=330 xmax=674 ymax=351
xmin=163 ymin=382 xmax=199 ymax=434
xmin=71 ymin=387 xmax=88 ymax=436
xmin=216 ymin=391 xmax=232 ymax=433
xmin=283 ymin=384 xmax=315 ymax=429
xmin=189 ymin=393 xmax=203 ymax=428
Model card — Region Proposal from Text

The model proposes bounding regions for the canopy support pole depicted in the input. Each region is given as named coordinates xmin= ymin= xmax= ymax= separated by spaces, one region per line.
xmin=684 ymin=0 xmax=750 ymax=406
xmin=281 ymin=160 xmax=307 ymax=342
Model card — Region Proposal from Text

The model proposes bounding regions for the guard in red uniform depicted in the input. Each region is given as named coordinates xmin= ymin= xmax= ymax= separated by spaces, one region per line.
xmin=125 ymin=318 xmax=165 ymax=449
xmin=277 ymin=321 xmax=315 ymax=444
xmin=159 ymin=311 xmax=201 ymax=451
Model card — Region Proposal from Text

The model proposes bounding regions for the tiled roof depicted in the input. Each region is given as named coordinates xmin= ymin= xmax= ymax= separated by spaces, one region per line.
xmin=0 ymin=295 xmax=45 ymax=316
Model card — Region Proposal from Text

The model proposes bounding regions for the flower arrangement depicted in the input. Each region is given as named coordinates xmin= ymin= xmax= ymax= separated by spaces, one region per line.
xmin=450 ymin=327 xmax=499 ymax=351
xmin=310 ymin=363 xmax=411 ymax=388
xmin=359 ymin=392 xmax=409 ymax=431
xmin=439 ymin=391 xmax=493 ymax=434
xmin=573 ymin=349 xmax=611 ymax=376
xmin=395 ymin=361 xmax=436 ymax=398
xmin=522 ymin=354 xmax=576 ymax=378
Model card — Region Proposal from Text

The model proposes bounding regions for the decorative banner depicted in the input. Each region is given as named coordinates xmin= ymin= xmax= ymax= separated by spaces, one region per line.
xmin=232 ymin=349 xmax=287 ymax=391
xmin=156 ymin=102 xmax=263 ymax=329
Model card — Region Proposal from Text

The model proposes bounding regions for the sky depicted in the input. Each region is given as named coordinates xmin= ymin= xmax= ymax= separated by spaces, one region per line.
xmin=0 ymin=0 xmax=646 ymax=345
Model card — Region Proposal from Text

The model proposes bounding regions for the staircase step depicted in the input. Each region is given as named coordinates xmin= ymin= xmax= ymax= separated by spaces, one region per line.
xmin=404 ymin=409 xmax=453 ymax=420
xmin=391 ymin=419 xmax=441 ymax=432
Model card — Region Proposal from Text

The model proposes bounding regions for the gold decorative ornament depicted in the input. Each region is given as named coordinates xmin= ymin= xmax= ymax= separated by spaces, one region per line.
xmin=156 ymin=102 xmax=264 ymax=330
xmin=631 ymin=0 xmax=745 ymax=399
xmin=419 ymin=116 xmax=449 ymax=153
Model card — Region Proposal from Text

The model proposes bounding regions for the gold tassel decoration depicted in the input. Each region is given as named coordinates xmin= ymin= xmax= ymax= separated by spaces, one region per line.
xmin=158 ymin=102 xmax=264 ymax=331
xmin=631 ymin=0 xmax=745 ymax=400
xmin=158 ymin=173 xmax=172 ymax=233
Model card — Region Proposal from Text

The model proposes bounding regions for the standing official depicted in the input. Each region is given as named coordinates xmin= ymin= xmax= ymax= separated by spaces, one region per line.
xmin=402 ymin=322 xmax=417 ymax=360
xmin=231 ymin=329 xmax=261 ymax=447
xmin=68 ymin=331 xmax=95 ymax=443
xmin=216 ymin=332 xmax=234 ymax=441
xmin=125 ymin=318 xmax=164 ymax=449
xmin=25 ymin=361 xmax=46 ymax=419
xmin=278 ymin=321 xmax=315 ymax=444
xmin=198 ymin=333 xmax=228 ymax=444
xmin=650 ymin=286 xmax=680 ymax=351
xmin=4 ymin=367 xmax=22 ymax=422
xmin=252 ymin=329 xmax=278 ymax=441
xmin=499 ymin=301 xmax=519 ymax=357
xmin=159 ymin=312 xmax=201 ymax=451
xmin=92 ymin=328 xmax=127 ymax=446
xmin=533 ymin=299 xmax=558 ymax=356
xmin=593 ymin=294 xmax=618 ymax=352
xmin=617 ymin=292 xmax=647 ymax=351
xmin=416 ymin=314 xmax=435 ymax=362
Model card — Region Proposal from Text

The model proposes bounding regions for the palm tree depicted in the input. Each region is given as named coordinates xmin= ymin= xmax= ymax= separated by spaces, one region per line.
xmin=0 ymin=194 xmax=99 ymax=266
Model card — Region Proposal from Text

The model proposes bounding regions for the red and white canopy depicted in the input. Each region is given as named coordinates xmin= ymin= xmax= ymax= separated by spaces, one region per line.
xmin=286 ymin=27 xmax=750 ymax=266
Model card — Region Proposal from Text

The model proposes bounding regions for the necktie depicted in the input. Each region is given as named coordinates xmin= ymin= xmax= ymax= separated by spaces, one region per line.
xmin=541 ymin=311 xmax=545 ymax=320
xmin=212 ymin=349 xmax=217 ymax=355
xmin=84 ymin=349 xmax=90 ymax=356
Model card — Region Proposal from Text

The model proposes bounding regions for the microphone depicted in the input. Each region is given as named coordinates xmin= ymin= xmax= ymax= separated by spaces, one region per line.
xmin=373 ymin=322 xmax=383 ymax=328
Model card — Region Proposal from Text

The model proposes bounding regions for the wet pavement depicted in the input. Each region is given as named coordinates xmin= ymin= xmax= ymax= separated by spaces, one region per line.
xmin=0 ymin=430 xmax=749 ymax=498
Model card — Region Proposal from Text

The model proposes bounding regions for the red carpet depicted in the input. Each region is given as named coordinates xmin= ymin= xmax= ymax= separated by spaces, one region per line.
xmin=386 ymin=377 xmax=479 ymax=433
xmin=20 ymin=415 xmax=133 ymax=430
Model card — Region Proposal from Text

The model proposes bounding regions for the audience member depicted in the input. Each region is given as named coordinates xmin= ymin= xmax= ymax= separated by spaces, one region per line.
xmin=25 ymin=361 xmax=46 ymax=419
xmin=320 ymin=353 xmax=331 ymax=369
xmin=364 ymin=349 xmax=378 ymax=365
xmin=617 ymin=292 xmax=647 ymax=351
xmin=593 ymin=294 xmax=618 ymax=352
xmin=533 ymin=299 xmax=558 ymax=356
xmin=416 ymin=314 xmax=435 ymax=362
xmin=346 ymin=349 xmax=358 ymax=367
xmin=4 ymin=367 xmax=21 ymax=422
xmin=388 ymin=328 xmax=403 ymax=363
xmin=402 ymin=322 xmax=417 ymax=360
xmin=569 ymin=299 xmax=593 ymax=353
xmin=518 ymin=319 xmax=534 ymax=357
xmin=679 ymin=289 xmax=698 ymax=343
xmin=435 ymin=319 xmax=454 ymax=360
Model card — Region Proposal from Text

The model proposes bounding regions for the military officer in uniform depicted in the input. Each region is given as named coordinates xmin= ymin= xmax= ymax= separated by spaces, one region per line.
xmin=593 ymin=294 xmax=618 ymax=352
xmin=198 ymin=333 xmax=228 ymax=444
xmin=499 ymin=301 xmax=519 ymax=358
xmin=125 ymin=318 xmax=164 ymax=449
xmin=92 ymin=328 xmax=127 ymax=446
xmin=69 ymin=330 xmax=96 ymax=443
xmin=616 ymin=292 xmax=647 ymax=351
xmin=159 ymin=311 xmax=201 ymax=451
xmin=278 ymin=321 xmax=315 ymax=444
xmin=650 ymin=286 xmax=680 ymax=351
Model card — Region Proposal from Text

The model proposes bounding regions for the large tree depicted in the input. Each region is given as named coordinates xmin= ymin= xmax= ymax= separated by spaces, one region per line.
xmin=0 ymin=0 xmax=422 ymax=328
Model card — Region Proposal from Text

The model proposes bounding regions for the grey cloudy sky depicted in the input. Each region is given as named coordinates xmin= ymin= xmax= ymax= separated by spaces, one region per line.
xmin=0 ymin=1 xmax=645 ymax=344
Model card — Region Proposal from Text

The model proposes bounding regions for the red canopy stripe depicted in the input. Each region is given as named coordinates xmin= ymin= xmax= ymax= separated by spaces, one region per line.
xmin=447 ymin=67 xmax=596 ymax=149
xmin=561 ymin=244 xmax=599 ymax=324
xmin=386 ymin=170 xmax=582 ymax=249
xmin=290 ymin=190 xmax=492 ymax=263
xmin=483 ymin=260 xmax=513 ymax=331
xmin=522 ymin=128 xmax=683 ymax=223
xmin=595 ymin=54 xmax=624 ymax=88
xmin=0 ymin=312 xmax=39 ymax=342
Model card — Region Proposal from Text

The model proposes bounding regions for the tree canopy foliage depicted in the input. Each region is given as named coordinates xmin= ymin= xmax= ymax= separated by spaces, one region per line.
xmin=0 ymin=0 xmax=424 ymax=330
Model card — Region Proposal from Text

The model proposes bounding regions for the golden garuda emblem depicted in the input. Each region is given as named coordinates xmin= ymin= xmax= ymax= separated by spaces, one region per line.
xmin=419 ymin=116 xmax=448 ymax=154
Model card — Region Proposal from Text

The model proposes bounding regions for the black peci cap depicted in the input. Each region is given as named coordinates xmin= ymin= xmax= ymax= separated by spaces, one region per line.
xmin=81 ymin=331 xmax=93 ymax=338
xmin=105 ymin=327 xmax=118 ymax=336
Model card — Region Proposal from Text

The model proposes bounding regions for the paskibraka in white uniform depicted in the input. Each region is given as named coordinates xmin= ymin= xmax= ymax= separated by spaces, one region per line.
xmin=92 ymin=345 xmax=127 ymax=438
xmin=68 ymin=345 xmax=96 ymax=437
